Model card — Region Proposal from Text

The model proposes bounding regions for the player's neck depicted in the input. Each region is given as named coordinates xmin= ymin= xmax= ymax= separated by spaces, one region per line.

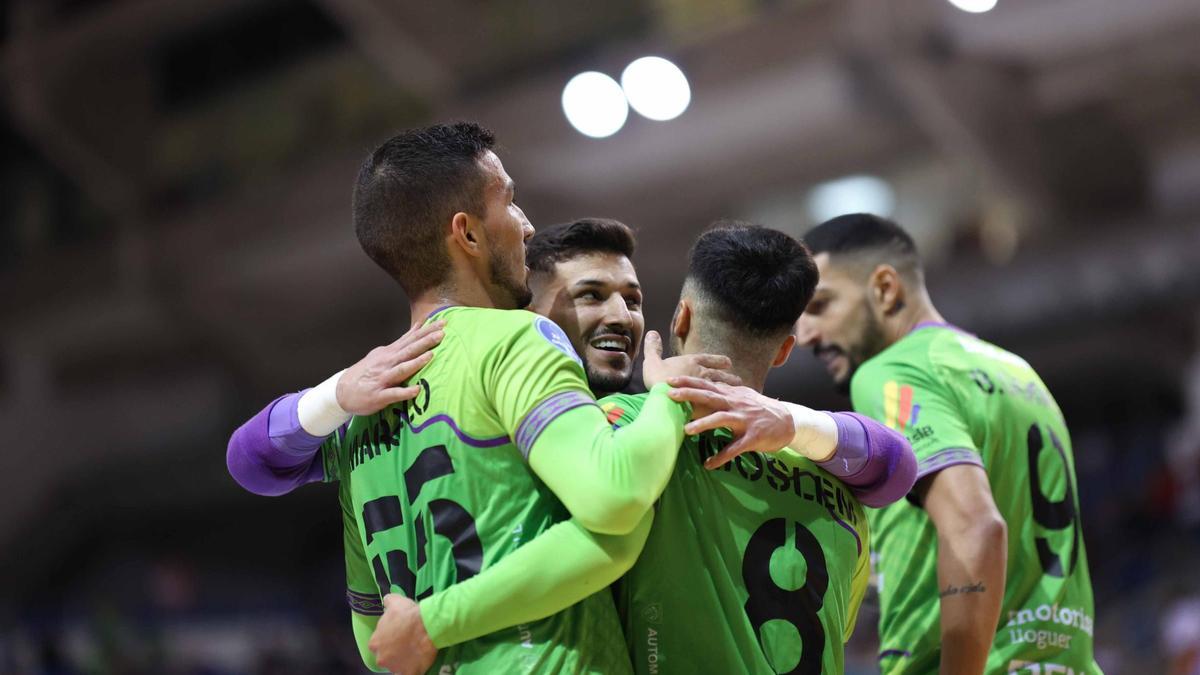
xmin=888 ymin=296 xmax=946 ymax=345
xmin=680 ymin=337 xmax=769 ymax=393
xmin=409 ymin=282 xmax=503 ymax=328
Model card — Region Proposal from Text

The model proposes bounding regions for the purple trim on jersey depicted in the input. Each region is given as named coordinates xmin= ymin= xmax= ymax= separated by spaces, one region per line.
xmin=410 ymin=414 xmax=510 ymax=448
xmin=347 ymin=589 xmax=384 ymax=616
xmin=817 ymin=412 xmax=917 ymax=509
xmin=879 ymin=649 xmax=911 ymax=660
xmin=828 ymin=507 xmax=863 ymax=556
xmin=226 ymin=395 xmax=326 ymax=496
xmin=916 ymin=447 xmax=983 ymax=480
xmin=910 ymin=321 xmax=974 ymax=337
xmin=515 ymin=391 xmax=597 ymax=459
xmin=426 ymin=304 xmax=456 ymax=321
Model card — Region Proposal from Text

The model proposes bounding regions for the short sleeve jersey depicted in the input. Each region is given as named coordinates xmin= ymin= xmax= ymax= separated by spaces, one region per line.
xmin=602 ymin=393 xmax=870 ymax=675
xmin=851 ymin=325 xmax=1099 ymax=675
xmin=320 ymin=306 xmax=632 ymax=674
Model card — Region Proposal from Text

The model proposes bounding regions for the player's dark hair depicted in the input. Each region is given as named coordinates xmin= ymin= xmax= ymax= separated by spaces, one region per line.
xmin=526 ymin=218 xmax=637 ymax=274
xmin=685 ymin=221 xmax=817 ymax=337
xmin=353 ymin=122 xmax=496 ymax=295
xmin=804 ymin=213 xmax=923 ymax=275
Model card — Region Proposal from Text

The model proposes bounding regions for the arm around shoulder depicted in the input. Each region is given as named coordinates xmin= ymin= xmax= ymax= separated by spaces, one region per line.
xmin=417 ymin=511 xmax=653 ymax=648
xmin=226 ymin=392 xmax=330 ymax=496
xmin=527 ymin=384 xmax=687 ymax=535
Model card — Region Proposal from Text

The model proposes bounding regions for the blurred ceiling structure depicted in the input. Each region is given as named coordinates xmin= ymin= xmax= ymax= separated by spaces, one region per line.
xmin=2 ymin=0 xmax=1200 ymax=581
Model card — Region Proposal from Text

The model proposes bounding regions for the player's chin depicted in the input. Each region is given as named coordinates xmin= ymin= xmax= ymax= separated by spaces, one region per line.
xmin=514 ymin=285 xmax=533 ymax=309
xmin=585 ymin=358 xmax=634 ymax=392
xmin=831 ymin=369 xmax=852 ymax=395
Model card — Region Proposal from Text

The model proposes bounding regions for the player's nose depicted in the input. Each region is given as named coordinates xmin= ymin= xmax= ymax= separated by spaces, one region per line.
xmin=603 ymin=294 xmax=634 ymax=324
xmin=516 ymin=204 xmax=535 ymax=240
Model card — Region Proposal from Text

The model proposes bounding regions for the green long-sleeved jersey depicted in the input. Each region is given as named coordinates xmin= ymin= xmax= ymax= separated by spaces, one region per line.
xmin=322 ymin=306 xmax=684 ymax=673
xmin=603 ymin=393 xmax=871 ymax=675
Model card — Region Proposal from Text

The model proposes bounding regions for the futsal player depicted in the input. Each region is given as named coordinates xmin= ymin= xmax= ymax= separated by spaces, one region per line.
xmin=796 ymin=214 xmax=1100 ymax=674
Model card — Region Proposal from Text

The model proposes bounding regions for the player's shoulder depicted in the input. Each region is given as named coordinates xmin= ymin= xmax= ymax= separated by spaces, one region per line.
xmin=853 ymin=331 xmax=932 ymax=386
xmin=598 ymin=392 xmax=648 ymax=426
xmin=438 ymin=306 xmax=538 ymax=332
xmin=850 ymin=329 xmax=952 ymax=409
xmin=444 ymin=307 xmax=583 ymax=367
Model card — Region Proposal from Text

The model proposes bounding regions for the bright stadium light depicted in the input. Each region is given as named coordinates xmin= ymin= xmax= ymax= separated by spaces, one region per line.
xmin=946 ymin=0 xmax=997 ymax=13
xmin=806 ymin=175 xmax=896 ymax=224
xmin=620 ymin=56 xmax=691 ymax=121
xmin=562 ymin=71 xmax=629 ymax=139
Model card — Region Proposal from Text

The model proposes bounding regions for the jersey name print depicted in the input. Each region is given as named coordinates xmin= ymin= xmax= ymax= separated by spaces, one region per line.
xmin=603 ymin=393 xmax=870 ymax=675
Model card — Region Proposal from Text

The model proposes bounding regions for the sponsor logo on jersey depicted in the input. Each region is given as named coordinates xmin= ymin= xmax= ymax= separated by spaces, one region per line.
xmin=1001 ymin=603 xmax=1095 ymax=664
xmin=883 ymin=381 xmax=920 ymax=431
xmin=645 ymin=627 xmax=661 ymax=674
xmin=535 ymin=316 xmax=583 ymax=366
xmin=907 ymin=424 xmax=936 ymax=443
xmin=642 ymin=602 xmax=662 ymax=624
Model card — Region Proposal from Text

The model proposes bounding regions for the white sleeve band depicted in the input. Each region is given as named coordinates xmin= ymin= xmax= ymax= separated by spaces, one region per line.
xmin=786 ymin=402 xmax=838 ymax=463
xmin=297 ymin=369 xmax=352 ymax=436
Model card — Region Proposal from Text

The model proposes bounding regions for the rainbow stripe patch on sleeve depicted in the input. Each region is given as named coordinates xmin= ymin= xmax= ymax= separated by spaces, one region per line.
xmin=883 ymin=381 xmax=919 ymax=430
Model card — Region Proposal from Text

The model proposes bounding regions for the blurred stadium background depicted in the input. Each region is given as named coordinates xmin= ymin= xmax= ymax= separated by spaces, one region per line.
xmin=2 ymin=0 xmax=1199 ymax=672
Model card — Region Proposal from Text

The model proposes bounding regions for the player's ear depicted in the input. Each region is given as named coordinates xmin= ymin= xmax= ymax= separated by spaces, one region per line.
xmin=772 ymin=334 xmax=796 ymax=368
xmin=869 ymin=264 xmax=905 ymax=316
xmin=449 ymin=211 xmax=484 ymax=258
xmin=671 ymin=299 xmax=691 ymax=342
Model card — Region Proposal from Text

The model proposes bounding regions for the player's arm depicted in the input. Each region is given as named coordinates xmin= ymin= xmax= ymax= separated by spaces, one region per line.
xmin=524 ymin=382 xmax=689 ymax=535
xmin=490 ymin=325 xmax=715 ymax=535
xmin=226 ymin=390 xmax=332 ymax=495
xmin=368 ymin=394 xmax=655 ymax=671
xmin=801 ymin=411 xmax=917 ymax=508
xmin=224 ymin=322 xmax=442 ymax=494
xmin=370 ymin=512 xmax=655 ymax=671
xmin=664 ymin=377 xmax=917 ymax=507
xmin=850 ymin=358 xmax=1004 ymax=675
xmin=922 ymin=465 xmax=1006 ymax=675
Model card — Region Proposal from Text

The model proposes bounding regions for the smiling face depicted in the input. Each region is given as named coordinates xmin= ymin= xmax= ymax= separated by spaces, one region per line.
xmin=528 ymin=251 xmax=644 ymax=396
xmin=796 ymin=252 xmax=888 ymax=393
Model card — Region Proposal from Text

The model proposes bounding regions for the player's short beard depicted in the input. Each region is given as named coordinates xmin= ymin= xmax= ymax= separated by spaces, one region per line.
xmin=489 ymin=248 xmax=532 ymax=309
xmin=836 ymin=310 xmax=888 ymax=395
xmin=584 ymin=363 xmax=633 ymax=397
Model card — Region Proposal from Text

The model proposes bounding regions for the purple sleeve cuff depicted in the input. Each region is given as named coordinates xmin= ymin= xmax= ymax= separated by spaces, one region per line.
xmin=268 ymin=390 xmax=327 ymax=456
xmin=817 ymin=412 xmax=917 ymax=508
xmin=226 ymin=393 xmax=328 ymax=496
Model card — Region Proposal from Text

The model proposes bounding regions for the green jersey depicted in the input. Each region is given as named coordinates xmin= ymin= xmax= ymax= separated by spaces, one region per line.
xmin=851 ymin=324 xmax=1099 ymax=675
xmin=602 ymin=393 xmax=870 ymax=675
xmin=322 ymin=306 xmax=631 ymax=674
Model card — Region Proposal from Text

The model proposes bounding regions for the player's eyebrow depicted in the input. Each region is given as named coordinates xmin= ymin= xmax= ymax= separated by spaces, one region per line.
xmin=572 ymin=278 xmax=641 ymax=290
xmin=504 ymin=179 xmax=515 ymax=198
